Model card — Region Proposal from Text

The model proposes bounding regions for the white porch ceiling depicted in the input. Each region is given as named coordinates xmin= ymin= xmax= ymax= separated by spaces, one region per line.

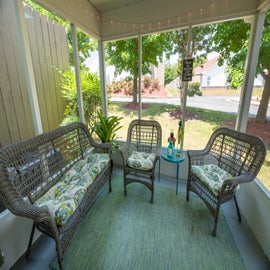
xmin=33 ymin=0 xmax=270 ymax=40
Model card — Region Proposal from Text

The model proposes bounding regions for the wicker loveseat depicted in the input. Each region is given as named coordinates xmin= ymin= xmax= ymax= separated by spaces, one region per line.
xmin=0 ymin=122 xmax=112 ymax=269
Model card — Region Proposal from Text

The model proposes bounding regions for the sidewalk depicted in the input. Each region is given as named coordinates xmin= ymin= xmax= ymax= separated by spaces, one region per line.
xmin=229 ymin=97 xmax=270 ymax=107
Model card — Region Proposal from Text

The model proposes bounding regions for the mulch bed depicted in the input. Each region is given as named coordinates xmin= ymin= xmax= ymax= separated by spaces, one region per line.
xmin=113 ymin=88 xmax=270 ymax=145
xmin=124 ymin=102 xmax=148 ymax=110
xmin=224 ymin=118 xmax=270 ymax=145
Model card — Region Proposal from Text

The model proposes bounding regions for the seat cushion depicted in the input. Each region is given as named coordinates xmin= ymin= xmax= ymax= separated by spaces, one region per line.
xmin=191 ymin=164 xmax=237 ymax=197
xmin=34 ymin=183 xmax=86 ymax=225
xmin=127 ymin=151 xmax=155 ymax=171
xmin=34 ymin=153 xmax=110 ymax=225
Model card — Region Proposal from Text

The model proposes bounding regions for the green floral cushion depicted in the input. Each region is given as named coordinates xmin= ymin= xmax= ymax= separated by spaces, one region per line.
xmin=127 ymin=151 xmax=155 ymax=171
xmin=86 ymin=153 xmax=110 ymax=172
xmin=191 ymin=164 xmax=238 ymax=197
xmin=34 ymin=153 xmax=110 ymax=225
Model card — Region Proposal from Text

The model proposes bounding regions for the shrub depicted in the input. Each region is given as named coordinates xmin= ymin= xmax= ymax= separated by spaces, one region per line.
xmin=189 ymin=82 xmax=201 ymax=91
xmin=143 ymin=75 xmax=151 ymax=88
xmin=60 ymin=67 xmax=101 ymax=127
xmin=92 ymin=111 xmax=123 ymax=151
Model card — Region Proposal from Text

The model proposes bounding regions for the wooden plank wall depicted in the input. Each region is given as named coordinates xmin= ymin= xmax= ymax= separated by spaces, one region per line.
xmin=0 ymin=1 xmax=69 ymax=147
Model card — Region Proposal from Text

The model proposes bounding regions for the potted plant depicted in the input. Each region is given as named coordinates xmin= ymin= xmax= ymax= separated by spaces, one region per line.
xmin=92 ymin=111 xmax=123 ymax=152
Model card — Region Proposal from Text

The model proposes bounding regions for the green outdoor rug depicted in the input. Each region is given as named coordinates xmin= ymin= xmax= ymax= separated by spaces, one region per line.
xmin=51 ymin=175 xmax=245 ymax=270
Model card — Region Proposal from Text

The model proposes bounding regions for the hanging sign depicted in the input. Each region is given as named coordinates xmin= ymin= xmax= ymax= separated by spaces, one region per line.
xmin=182 ymin=58 xmax=193 ymax=81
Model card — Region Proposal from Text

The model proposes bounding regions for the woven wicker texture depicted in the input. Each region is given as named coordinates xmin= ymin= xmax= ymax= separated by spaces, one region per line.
xmin=0 ymin=122 xmax=112 ymax=270
xmin=119 ymin=119 xmax=162 ymax=203
xmin=186 ymin=127 xmax=266 ymax=236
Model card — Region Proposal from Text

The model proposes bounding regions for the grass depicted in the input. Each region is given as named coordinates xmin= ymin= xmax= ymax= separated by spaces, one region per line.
xmin=108 ymin=101 xmax=270 ymax=191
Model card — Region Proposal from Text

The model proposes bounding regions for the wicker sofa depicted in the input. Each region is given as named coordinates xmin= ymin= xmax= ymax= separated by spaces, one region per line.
xmin=186 ymin=127 xmax=266 ymax=236
xmin=0 ymin=122 xmax=112 ymax=269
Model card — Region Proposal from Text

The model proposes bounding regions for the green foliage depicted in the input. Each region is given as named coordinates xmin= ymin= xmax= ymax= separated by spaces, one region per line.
xmin=187 ymin=89 xmax=196 ymax=97
xmin=206 ymin=14 xmax=270 ymax=86
xmin=165 ymin=63 xmax=178 ymax=85
xmin=60 ymin=67 xmax=101 ymax=127
xmin=0 ymin=249 xmax=3 ymax=267
xmin=25 ymin=0 xmax=97 ymax=67
xmin=151 ymin=78 xmax=159 ymax=89
xmin=189 ymin=82 xmax=201 ymax=91
xmin=92 ymin=112 xmax=123 ymax=151
xmin=143 ymin=75 xmax=151 ymax=88
xmin=107 ymin=79 xmax=134 ymax=95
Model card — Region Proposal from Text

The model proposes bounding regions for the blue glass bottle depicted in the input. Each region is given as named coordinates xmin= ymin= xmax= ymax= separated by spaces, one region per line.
xmin=167 ymin=140 xmax=175 ymax=158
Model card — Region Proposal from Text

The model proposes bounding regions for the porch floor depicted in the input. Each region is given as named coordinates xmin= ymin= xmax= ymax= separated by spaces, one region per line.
xmin=11 ymin=165 xmax=270 ymax=270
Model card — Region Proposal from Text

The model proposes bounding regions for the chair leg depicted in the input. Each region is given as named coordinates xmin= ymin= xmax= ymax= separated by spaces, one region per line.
xmin=186 ymin=177 xmax=190 ymax=202
xmin=124 ymin=181 xmax=127 ymax=196
xmin=212 ymin=203 xmax=221 ymax=237
xmin=233 ymin=194 xmax=242 ymax=222
xmin=123 ymin=170 xmax=127 ymax=196
xmin=25 ymin=223 xmax=36 ymax=258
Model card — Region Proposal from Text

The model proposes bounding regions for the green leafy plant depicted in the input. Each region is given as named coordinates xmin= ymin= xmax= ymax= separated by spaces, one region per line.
xmin=92 ymin=112 xmax=123 ymax=151
xmin=60 ymin=67 xmax=101 ymax=127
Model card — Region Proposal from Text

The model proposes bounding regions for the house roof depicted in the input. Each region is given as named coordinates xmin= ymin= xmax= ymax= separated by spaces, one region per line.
xmin=34 ymin=0 xmax=270 ymax=40
xmin=194 ymin=56 xmax=220 ymax=75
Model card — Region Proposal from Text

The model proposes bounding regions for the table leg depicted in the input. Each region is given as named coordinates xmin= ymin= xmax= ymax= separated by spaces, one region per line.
xmin=158 ymin=158 xmax=160 ymax=182
xmin=176 ymin=162 xmax=179 ymax=195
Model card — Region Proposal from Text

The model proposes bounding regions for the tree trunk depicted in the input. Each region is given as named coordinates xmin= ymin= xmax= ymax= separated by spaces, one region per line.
xmin=255 ymin=75 xmax=270 ymax=122
xmin=133 ymin=77 xmax=138 ymax=103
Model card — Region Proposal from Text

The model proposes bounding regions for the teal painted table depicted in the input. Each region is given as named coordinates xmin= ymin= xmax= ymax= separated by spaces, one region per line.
xmin=159 ymin=149 xmax=185 ymax=195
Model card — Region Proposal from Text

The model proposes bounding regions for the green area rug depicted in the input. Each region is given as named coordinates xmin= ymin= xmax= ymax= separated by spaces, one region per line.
xmin=51 ymin=175 xmax=245 ymax=270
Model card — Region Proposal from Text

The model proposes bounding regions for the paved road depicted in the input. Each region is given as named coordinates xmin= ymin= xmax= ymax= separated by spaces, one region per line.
xmin=110 ymin=95 xmax=270 ymax=118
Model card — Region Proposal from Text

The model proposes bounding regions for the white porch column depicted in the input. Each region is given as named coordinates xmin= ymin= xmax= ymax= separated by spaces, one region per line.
xmin=138 ymin=35 xmax=142 ymax=119
xmin=14 ymin=0 xmax=43 ymax=135
xmin=98 ymin=40 xmax=108 ymax=116
xmin=71 ymin=23 xmax=85 ymax=123
xmin=236 ymin=11 xmax=265 ymax=132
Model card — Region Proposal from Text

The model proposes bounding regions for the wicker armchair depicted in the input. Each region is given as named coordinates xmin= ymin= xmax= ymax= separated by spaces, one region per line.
xmin=186 ymin=127 xmax=266 ymax=236
xmin=119 ymin=119 xmax=162 ymax=203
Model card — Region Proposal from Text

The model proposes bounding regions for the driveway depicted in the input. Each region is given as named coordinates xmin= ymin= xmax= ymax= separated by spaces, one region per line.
xmin=110 ymin=95 xmax=270 ymax=118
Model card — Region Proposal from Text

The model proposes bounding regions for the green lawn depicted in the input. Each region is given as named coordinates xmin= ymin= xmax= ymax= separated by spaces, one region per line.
xmin=108 ymin=101 xmax=270 ymax=191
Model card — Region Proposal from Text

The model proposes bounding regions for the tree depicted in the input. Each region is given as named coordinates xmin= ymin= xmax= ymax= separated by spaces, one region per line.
xmin=61 ymin=67 xmax=101 ymax=127
xmin=105 ymin=34 xmax=173 ymax=103
xmin=207 ymin=11 xmax=270 ymax=123
xmin=25 ymin=0 xmax=97 ymax=66
xmin=169 ymin=26 xmax=211 ymax=87
xmin=165 ymin=63 xmax=179 ymax=85
xmin=25 ymin=0 xmax=100 ymax=126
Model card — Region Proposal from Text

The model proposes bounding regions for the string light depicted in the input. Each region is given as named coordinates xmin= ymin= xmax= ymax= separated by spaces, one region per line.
xmin=75 ymin=0 xmax=221 ymax=33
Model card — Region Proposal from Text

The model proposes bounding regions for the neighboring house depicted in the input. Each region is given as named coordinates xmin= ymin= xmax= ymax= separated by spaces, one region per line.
xmin=193 ymin=55 xmax=264 ymax=88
